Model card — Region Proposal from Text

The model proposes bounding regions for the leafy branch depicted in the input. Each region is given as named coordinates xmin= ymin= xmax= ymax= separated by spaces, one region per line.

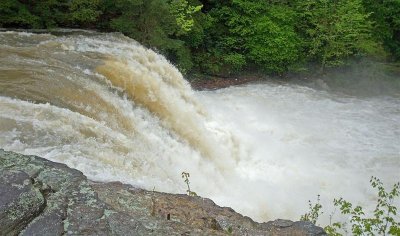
xmin=301 ymin=176 xmax=400 ymax=236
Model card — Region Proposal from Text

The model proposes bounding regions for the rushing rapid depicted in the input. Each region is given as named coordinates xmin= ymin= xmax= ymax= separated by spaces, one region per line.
xmin=1 ymin=31 xmax=399 ymax=223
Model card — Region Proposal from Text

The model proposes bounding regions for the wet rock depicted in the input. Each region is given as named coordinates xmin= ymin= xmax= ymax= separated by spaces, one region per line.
xmin=0 ymin=170 xmax=45 ymax=235
xmin=0 ymin=149 xmax=326 ymax=235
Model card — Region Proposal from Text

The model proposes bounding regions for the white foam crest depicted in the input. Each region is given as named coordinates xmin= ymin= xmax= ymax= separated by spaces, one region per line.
xmin=0 ymin=95 xmax=229 ymax=195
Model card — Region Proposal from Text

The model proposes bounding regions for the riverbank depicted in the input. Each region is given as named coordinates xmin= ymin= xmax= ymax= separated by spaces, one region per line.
xmin=0 ymin=149 xmax=325 ymax=235
xmin=189 ymin=74 xmax=265 ymax=90
xmin=189 ymin=60 xmax=400 ymax=97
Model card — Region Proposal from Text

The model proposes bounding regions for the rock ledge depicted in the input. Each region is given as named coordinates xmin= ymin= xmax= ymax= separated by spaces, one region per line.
xmin=0 ymin=149 xmax=326 ymax=235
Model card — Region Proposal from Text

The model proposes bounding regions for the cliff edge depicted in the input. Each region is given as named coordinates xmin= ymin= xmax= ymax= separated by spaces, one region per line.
xmin=0 ymin=149 xmax=325 ymax=235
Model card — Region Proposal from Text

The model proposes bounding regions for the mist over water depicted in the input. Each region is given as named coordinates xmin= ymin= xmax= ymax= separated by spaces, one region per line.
xmin=198 ymin=83 xmax=400 ymax=220
xmin=0 ymin=31 xmax=399 ymax=223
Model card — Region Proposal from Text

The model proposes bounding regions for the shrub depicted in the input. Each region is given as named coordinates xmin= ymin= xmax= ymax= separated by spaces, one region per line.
xmin=301 ymin=176 xmax=400 ymax=235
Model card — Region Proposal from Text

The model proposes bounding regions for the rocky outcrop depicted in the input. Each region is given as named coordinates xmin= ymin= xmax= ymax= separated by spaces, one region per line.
xmin=0 ymin=149 xmax=326 ymax=236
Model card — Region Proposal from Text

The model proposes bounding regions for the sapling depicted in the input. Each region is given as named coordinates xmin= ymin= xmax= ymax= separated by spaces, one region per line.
xmin=181 ymin=171 xmax=197 ymax=197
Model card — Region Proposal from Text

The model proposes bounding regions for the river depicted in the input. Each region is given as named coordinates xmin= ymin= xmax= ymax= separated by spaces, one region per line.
xmin=0 ymin=30 xmax=399 ymax=223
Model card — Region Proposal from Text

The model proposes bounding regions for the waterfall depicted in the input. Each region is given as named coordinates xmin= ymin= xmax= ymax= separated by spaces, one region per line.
xmin=1 ymin=30 xmax=399 ymax=223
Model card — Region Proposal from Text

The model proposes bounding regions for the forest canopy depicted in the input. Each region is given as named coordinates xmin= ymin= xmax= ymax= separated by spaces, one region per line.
xmin=1 ymin=0 xmax=399 ymax=75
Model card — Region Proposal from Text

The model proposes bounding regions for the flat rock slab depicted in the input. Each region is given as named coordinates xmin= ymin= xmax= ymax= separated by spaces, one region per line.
xmin=0 ymin=149 xmax=326 ymax=235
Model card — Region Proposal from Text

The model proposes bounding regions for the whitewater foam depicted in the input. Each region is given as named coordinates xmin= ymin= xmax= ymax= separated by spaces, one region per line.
xmin=0 ymin=31 xmax=399 ymax=223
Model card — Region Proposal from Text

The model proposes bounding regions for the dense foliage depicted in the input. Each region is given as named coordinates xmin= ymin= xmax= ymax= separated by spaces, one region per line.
xmin=1 ymin=0 xmax=399 ymax=75
xmin=363 ymin=0 xmax=400 ymax=61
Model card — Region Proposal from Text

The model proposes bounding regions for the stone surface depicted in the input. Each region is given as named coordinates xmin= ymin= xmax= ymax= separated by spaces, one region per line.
xmin=0 ymin=170 xmax=45 ymax=235
xmin=0 ymin=149 xmax=326 ymax=235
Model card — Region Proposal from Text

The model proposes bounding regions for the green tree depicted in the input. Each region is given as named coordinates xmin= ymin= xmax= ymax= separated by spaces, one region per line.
xmin=69 ymin=0 xmax=102 ymax=26
xmin=246 ymin=5 xmax=302 ymax=73
xmin=363 ymin=0 xmax=400 ymax=61
xmin=297 ymin=0 xmax=377 ymax=71
xmin=32 ymin=0 xmax=69 ymax=28
xmin=28 ymin=0 xmax=101 ymax=28
xmin=169 ymin=0 xmax=202 ymax=35
xmin=102 ymin=0 xmax=202 ymax=72
xmin=0 ymin=0 xmax=40 ymax=28
xmin=197 ymin=0 xmax=302 ymax=74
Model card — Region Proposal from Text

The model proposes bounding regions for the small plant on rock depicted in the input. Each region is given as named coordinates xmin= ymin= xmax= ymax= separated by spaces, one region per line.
xmin=301 ymin=194 xmax=323 ymax=224
xmin=181 ymin=171 xmax=197 ymax=197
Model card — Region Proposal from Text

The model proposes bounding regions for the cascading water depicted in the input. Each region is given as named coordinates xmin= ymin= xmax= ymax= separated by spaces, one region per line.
xmin=1 ymin=30 xmax=399 ymax=223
